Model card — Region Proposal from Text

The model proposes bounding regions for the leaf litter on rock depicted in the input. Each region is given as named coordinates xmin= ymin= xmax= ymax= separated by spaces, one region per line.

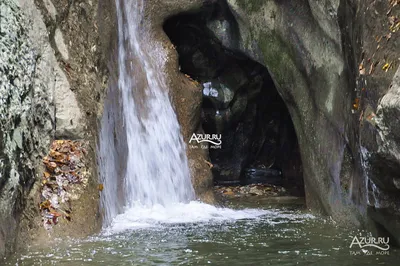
xmin=215 ymin=183 xmax=288 ymax=198
xmin=39 ymin=140 xmax=89 ymax=230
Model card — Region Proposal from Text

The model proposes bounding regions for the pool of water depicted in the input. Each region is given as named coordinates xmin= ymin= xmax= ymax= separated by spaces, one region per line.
xmin=6 ymin=200 xmax=398 ymax=265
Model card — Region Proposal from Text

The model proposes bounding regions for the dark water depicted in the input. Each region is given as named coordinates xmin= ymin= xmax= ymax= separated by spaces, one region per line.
xmin=5 ymin=200 xmax=398 ymax=266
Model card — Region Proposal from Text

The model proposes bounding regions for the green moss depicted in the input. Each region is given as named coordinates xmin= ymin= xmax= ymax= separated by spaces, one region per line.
xmin=236 ymin=0 xmax=267 ymax=14
xmin=256 ymin=31 xmax=297 ymax=87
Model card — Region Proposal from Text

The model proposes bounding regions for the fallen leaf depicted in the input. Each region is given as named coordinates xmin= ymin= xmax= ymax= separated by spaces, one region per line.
xmin=40 ymin=200 xmax=51 ymax=210
xmin=388 ymin=15 xmax=400 ymax=32
xmin=204 ymin=160 xmax=214 ymax=168
xmin=353 ymin=98 xmax=360 ymax=110
xmin=359 ymin=61 xmax=365 ymax=75
xmin=390 ymin=21 xmax=400 ymax=32
xmin=359 ymin=110 xmax=364 ymax=122
xmin=390 ymin=0 xmax=400 ymax=8
xmin=184 ymin=74 xmax=196 ymax=82
xmin=45 ymin=163 xmax=57 ymax=173
xmin=49 ymin=210 xmax=62 ymax=217
xmin=98 ymin=184 xmax=104 ymax=191
xmin=388 ymin=16 xmax=396 ymax=25
xmin=368 ymin=62 xmax=377 ymax=75
xmin=382 ymin=62 xmax=392 ymax=72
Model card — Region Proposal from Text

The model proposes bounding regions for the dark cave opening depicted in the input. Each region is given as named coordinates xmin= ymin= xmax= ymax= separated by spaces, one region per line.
xmin=164 ymin=2 xmax=304 ymax=196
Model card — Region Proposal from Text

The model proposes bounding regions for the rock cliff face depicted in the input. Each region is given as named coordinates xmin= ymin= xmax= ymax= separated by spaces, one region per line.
xmin=223 ymin=0 xmax=362 ymax=222
xmin=223 ymin=0 xmax=400 ymax=243
xmin=0 ymin=0 xmax=114 ymax=258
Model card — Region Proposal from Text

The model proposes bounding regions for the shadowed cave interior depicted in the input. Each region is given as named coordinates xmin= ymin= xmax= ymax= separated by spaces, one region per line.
xmin=164 ymin=2 xmax=304 ymax=196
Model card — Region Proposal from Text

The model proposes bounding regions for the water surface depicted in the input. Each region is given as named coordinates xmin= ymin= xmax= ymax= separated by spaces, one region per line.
xmin=7 ymin=200 xmax=398 ymax=265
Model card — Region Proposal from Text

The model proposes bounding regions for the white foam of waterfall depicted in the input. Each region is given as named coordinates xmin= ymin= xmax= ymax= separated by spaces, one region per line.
xmin=98 ymin=0 xmax=267 ymax=232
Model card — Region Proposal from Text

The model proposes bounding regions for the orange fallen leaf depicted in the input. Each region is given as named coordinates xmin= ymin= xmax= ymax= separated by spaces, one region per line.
xmin=359 ymin=62 xmax=365 ymax=75
xmin=49 ymin=210 xmax=62 ymax=217
xmin=353 ymin=98 xmax=360 ymax=110
xmin=223 ymin=191 xmax=235 ymax=196
xmin=204 ymin=160 xmax=214 ymax=168
xmin=98 ymin=184 xmax=104 ymax=191
xmin=40 ymin=200 xmax=51 ymax=210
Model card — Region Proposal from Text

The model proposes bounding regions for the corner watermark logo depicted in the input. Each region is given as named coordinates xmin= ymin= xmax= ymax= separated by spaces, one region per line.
xmin=349 ymin=236 xmax=390 ymax=256
xmin=189 ymin=133 xmax=222 ymax=149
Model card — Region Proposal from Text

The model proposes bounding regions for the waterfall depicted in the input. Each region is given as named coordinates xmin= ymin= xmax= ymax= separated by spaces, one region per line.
xmin=98 ymin=0 xmax=267 ymax=233
xmin=98 ymin=0 xmax=195 ymax=227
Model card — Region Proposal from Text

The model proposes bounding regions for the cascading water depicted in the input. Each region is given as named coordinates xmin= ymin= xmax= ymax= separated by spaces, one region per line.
xmin=99 ymin=0 xmax=195 ymax=227
xmin=98 ymin=0 xmax=266 ymax=232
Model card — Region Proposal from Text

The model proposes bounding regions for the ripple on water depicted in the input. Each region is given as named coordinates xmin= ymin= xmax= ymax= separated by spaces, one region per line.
xmin=6 ymin=204 xmax=399 ymax=266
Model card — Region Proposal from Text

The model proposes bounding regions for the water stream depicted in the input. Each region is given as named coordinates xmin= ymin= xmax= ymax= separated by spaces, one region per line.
xmin=98 ymin=0 xmax=196 ymax=228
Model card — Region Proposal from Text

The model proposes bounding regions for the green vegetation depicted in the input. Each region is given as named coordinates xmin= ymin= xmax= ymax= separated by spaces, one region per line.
xmin=236 ymin=0 xmax=266 ymax=14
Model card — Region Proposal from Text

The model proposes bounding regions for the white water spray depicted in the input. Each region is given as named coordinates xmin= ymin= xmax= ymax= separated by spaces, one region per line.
xmin=98 ymin=0 xmax=266 ymax=231
xmin=99 ymin=0 xmax=194 ymax=226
